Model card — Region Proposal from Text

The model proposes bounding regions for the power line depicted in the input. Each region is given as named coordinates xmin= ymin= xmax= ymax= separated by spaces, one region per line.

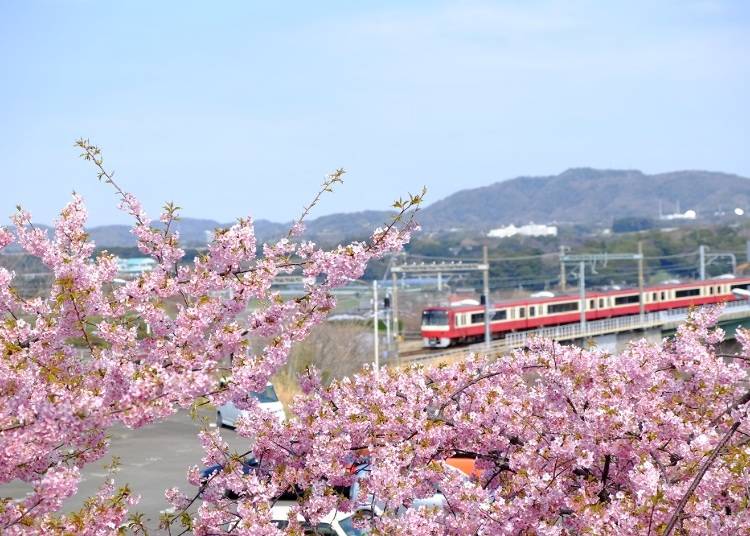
xmin=425 ymin=262 xmax=710 ymax=290
xmin=403 ymin=248 xmax=717 ymax=264
xmin=644 ymin=251 xmax=699 ymax=260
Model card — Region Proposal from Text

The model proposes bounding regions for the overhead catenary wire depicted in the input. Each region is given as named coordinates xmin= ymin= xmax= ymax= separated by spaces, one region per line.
xmin=420 ymin=263 xmax=717 ymax=292
xmin=402 ymin=248 xmax=722 ymax=264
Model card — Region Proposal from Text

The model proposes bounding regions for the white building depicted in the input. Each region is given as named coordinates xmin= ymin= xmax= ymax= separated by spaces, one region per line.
xmin=116 ymin=257 xmax=156 ymax=277
xmin=659 ymin=209 xmax=696 ymax=221
xmin=487 ymin=223 xmax=558 ymax=239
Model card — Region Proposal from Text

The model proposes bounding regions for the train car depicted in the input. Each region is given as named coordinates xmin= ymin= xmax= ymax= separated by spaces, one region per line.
xmin=421 ymin=277 xmax=750 ymax=348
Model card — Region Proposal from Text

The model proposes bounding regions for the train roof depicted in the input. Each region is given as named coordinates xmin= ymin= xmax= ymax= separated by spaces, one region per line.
xmin=423 ymin=276 xmax=750 ymax=312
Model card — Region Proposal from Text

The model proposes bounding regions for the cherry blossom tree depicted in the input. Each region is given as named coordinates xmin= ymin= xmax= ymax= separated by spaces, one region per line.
xmin=1 ymin=142 xmax=749 ymax=535
xmin=0 ymin=140 xmax=419 ymax=534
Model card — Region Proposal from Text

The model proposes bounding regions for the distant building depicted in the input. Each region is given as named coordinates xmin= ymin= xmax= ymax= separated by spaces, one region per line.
xmin=116 ymin=257 xmax=156 ymax=277
xmin=658 ymin=200 xmax=697 ymax=220
xmin=659 ymin=210 xmax=696 ymax=221
xmin=487 ymin=223 xmax=558 ymax=239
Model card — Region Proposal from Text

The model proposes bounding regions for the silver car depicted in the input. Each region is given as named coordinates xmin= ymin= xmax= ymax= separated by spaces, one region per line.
xmin=216 ymin=383 xmax=285 ymax=428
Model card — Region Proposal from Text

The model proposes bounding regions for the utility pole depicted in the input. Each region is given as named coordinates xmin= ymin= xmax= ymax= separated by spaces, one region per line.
xmin=746 ymin=240 xmax=750 ymax=265
xmin=384 ymin=293 xmax=391 ymax=363
xmin=372 ymin=280 xmax=379 ymax=371
xmin=578 ymin=261 xmax=586 ymax=332
xmin=638 ymin=241 xmax=645 ymax=320
xmin=437 ymin=271 xmax=443 ymax=292
xmin=483 ymin=245 xmax=491 ymax=348
xmin=391 ymin=269 xmax=399 ymax=364
xmin=559 ymin=245 xmax=567 ymax=292
xmin=699 ymin=245 xmax=706 ymax=280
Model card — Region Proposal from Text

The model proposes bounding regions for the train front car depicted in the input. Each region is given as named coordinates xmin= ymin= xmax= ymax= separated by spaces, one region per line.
xmin=422 ymin=307 xmax=453 ymax=348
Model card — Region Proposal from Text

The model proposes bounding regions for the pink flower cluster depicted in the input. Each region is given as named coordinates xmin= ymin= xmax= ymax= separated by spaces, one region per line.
xmin=194 ymin=306 xmax=750 ymax=535
xmin=0 ymin=156 xmax=417 ymax=533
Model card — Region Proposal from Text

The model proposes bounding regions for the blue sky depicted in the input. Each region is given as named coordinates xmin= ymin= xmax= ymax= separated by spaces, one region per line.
xmin=1 ymin=1 xmax=748 ymax=226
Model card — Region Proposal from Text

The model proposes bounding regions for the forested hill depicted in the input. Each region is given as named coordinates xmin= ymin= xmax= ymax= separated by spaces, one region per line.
xmin=86 ymin=211 xmax=396 ymax=247
xmin=416 ymin=168 xmax=750 ymax=230
xmin=57 ymin=168 xmax=750 ymax=248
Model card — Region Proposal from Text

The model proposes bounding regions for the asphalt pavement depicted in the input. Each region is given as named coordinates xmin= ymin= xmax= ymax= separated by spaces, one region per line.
xmin=0 ymin=409 xmax=251 ymax=530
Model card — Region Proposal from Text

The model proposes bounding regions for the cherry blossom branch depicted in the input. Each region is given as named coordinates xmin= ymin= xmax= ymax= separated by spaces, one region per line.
xmin=287 ymin=168 xmax=346 ymax=239
xmin=663 ymin=420 xmax=742 ymax=536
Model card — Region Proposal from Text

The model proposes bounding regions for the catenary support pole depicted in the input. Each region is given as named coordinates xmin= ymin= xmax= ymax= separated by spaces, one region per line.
xmin=699 ymin=245 xmax=706 ymax=280
xmin=483 ymin=246 xmax=491 ymax=348
xmin=560 ymin=245 xmax=567 ymax=292
xmin=579 ymin=260 xmax=586 ymax=333
xmin=638 ymin=241 xmax=645 ymax=320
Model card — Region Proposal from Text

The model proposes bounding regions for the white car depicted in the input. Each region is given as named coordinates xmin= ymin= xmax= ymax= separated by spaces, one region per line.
xmin=216 ymin=383 xmax=285 ymax=428
xmin=271 ymin=505 xmax=371 ymax=535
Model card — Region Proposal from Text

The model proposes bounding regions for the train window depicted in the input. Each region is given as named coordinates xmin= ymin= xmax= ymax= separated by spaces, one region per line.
xmin=614 ymin=294 xmax=639 ymax=305
xmin=675 ymin=288 xmax=700 ymax=298
xmin=709 ymin=286 xmax=714 ymax=295
xmin=661 ymin=291 xmax=666 ymax=300
xmin=548 ymin=301 xmax=578 ymax=314
xmin=422 ymin=310 xmax=449 ymax=326
xmin=472 ymin=310 xmax=507 ymax=324
xmin=492 ymin=310 xmax=507 ymax=321
xmin=529 ymin=306 xmax=536 ymax=317
xmin=599 ymin=298 xmax=605 ymax=308
xmin=652 ymin=292 xmax=657 ymax=301
xmin=519 ymin=307 xmax=525 ymax=318
xmin=589 ymin=299 xmax=595 ymax=309
xmin=731 ymin=283 xmax=750 ymax=292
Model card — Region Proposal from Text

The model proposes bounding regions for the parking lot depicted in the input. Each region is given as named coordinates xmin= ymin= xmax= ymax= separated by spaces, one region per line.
xmin=0 ymin=409 xmax=250 ymax=528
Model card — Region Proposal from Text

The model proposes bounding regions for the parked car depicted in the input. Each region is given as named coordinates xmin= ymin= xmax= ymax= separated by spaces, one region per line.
xmin=198 ymin=456 xmax=356 ymax=502
xmin=198 ymin=461 xmax=372 ymax=534
xmin=216 ymin=383 xmax=285 ymax=428
xmin=349 ymin=458 xmax=470 ymax=515
xmin=199 ymin=457 xmax=259 ymax=500
xmin=197 ymin=452 xmax=471 ymax=518
xmin=271 ymin=504 xmax=372 ymax=535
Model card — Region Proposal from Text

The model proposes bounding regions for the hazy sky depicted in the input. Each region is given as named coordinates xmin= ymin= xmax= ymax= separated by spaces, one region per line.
xmin=1 ymin=1 xmax=748 ymax=226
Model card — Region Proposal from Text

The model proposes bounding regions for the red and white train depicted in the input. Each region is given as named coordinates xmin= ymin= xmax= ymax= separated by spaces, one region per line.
xmin=421 ymin=277 xmax=750 ymax=348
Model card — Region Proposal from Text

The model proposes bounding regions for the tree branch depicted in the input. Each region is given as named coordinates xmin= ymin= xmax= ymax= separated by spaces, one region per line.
xmin=664 ymin=420 xmax=741 ymax=536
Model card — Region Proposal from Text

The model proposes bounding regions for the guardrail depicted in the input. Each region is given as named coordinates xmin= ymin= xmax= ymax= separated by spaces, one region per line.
xmin=404 ymin=300 xmax=750 ymax=364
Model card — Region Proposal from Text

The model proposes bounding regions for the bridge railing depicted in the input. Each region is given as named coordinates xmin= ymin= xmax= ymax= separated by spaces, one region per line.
xmin=504 ymin=299 xmax=750 ymax=349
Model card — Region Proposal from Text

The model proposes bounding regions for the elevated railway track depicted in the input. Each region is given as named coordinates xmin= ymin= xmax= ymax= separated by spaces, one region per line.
xmin=400 ymin=299 xmax=750 ymax=366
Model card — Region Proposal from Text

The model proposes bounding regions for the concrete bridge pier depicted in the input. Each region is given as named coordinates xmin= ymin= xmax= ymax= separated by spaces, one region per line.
xmin=572 ymin=327 xmax=664 ymax=354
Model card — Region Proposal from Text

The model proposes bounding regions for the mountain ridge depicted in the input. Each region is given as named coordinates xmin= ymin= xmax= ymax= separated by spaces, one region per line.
xmin=36 ymin=168 xmax=750 ymax=247
xmin=416 ymin=167 xmax=750 ymax=230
